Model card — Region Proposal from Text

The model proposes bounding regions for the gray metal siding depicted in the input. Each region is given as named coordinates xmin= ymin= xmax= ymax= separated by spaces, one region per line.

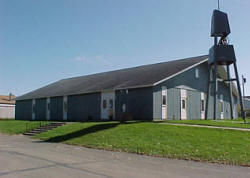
xmin=218 ymin=82 xmax=230 ymax=119
xmin=115 ymin=90 xmax=128 ymax=119
xmin=187 ymin=90 xmax=201 ymax=119
xmin=116 ymin=87 xmax=153 ymax=120
xmin=68 ymin=93 xmax=101 ymax=121
xmin=50 ymin=96 xmax=63 ymax=121
xmin=244 ymin=99 xmax=250 ymax=110
xmin=15 ymin=100 xmax=32 ymax=120
xmin=206 ymin=81 xmax=236 ymax=119
xmin=167 ymin=88 xmax=181 ymax=119
xmin=153 ymin=63 xmax=208 ymax=120
xmin=35 ymin=98 xmax=46 ymax=120
xmin=234 ymin=96 xmax=239 ymax=118
xmin=153 ymin=86 xmax=161 ymax=119
xmin=153 ymin=86 xmax=181 ymax=120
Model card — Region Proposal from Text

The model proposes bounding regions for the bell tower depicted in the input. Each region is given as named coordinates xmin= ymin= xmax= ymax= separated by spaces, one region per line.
xmin=205 ymin=9 xmax=245 ymax=122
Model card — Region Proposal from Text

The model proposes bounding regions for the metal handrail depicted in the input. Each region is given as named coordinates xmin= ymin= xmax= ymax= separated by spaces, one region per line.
xmin=25 ymin=121 xmax=48 ymax=133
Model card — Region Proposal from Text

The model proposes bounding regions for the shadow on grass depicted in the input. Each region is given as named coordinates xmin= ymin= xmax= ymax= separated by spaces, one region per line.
xmin=44 ymin=121 xmax=141 ymax=143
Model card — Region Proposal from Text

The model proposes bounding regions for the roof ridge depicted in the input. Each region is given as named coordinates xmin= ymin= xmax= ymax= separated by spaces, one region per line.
xmin=63 ymin=55 xmax=209 ymax=81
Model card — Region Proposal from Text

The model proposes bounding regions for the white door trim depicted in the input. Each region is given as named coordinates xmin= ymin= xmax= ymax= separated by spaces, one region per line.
xmin=63 ymin=96 xmax=67 ymax=121
xmin=46 ymin=98 xmax=50 ymax=120
xmin=161 ymin=87 xmax=167 ymax=120
xmin=32 ymin=99 xmax=35 ymax=120
xmin=220 ymin=99 xmax=224 ymax=120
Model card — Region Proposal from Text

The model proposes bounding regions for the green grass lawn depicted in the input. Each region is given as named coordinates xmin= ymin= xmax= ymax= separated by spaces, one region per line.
xmin=162 ymin=118 xmax=250 ymax=129
xmin=0 ymin=120 xmax=50 ymax=134
xmin=36 ymin=121 xmax=250 ymax=166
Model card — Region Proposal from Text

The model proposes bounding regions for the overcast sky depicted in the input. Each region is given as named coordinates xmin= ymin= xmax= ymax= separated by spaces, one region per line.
xmin=0 ymin=0 xmax=250 ymax=96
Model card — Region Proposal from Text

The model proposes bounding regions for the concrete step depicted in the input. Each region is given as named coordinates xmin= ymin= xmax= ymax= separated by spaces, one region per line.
xmin=28 ymin=129 xmax=49 ymax=133
xmin=49 ymin=124 xmax=65 ymax=126
xmin=23 ymin=132 xmax=39 ymax=136
xmin=23 ymin=122 xmax=67 ymax=136
xmin=37 ymin=126 xmax=58 ymax=130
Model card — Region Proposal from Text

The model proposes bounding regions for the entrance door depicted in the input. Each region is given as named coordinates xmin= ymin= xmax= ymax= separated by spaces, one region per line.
xmin=101 ymin=91 xmax=115 ymax=120
xmin=161 ymin=87 xmax=167 ymax=120
xmin=181 ymin=89 xmax=187 ymax=120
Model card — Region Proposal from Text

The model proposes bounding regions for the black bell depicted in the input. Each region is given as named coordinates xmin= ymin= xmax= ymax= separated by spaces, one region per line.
xmin=208 ymin=45 xmax=236 ymax=65
xmin=211 ymin=10 xmax=231 ymax=37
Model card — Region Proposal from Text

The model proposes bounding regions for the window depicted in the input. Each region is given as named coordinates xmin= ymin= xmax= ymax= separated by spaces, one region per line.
xmin=195 ymin=68 xmax=199 ymax=78
xmin=201 ymin=100 xmax=205 ymax=111
xmin=122 ymin=103 xmax=126 ymax=112
xmin=162 ymin=87 xmax=167 ymax=106
xmin=109 ymin=99 xmax=113 ymax=108
xmin=182 ymin=99 xmax=186 ymax=109
xmin=219 ymin=101 xmax=224 ymax=112
xmin=103 ymin=100 xmax=107 ymax=109
xmin=162 ymin=95 xmax=166 ymax=106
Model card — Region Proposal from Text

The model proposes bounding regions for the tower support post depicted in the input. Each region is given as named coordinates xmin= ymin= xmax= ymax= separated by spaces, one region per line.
xmin=205 ymin=65 xmax=211 ymax=120
xmin=213 ymin=63 xmax=218 ymax=120
xmin=226 ymin=65 xmax=234 ymax=119
xmin=233 ymin=62 xmax=246 ymax=122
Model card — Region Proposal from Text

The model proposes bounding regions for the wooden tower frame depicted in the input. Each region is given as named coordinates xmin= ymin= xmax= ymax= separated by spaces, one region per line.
xmin=204 ymin=10 xmax=245 ymax=122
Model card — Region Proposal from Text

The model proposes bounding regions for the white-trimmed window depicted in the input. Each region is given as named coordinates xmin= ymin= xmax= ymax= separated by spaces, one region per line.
xmin=161 ymin=87 xmax=167 ymax=106
xmin=201 ymin=99 xmax=205 ymax=111
xmin=182 ymin=99 xmax=186 ymax=109
xmin=220 ymin=94 xmax=223 ymax=100
xmin=195 ymin=68 xmax=199 ymax=78
xmin=122 ymin=103 xmax=126 ymax=112
xmin=109 ymin=99 xmax=113 ymax=108
xmin=162 ymin=95 xmax=166 ymax=106
xmin=219 ymin=101 xmax=224 ymax=112
xmin=103 ymin=100 xmax=107 ymax=109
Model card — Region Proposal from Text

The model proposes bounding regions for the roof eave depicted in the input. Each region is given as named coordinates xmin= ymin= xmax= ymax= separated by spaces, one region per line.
xmin=153 ymin=58 xmax=208 ymax=86
xmin=16 ymin=84 xmax=154 ymax=101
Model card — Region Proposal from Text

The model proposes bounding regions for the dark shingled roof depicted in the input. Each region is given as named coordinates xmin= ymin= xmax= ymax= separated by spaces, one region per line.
xmin=16 ymin=55 xmax=208 ymax=100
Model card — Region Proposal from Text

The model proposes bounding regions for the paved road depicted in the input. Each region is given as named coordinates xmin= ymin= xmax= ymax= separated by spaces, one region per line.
xmin=0 ymin=134 xmax=249 ymax=178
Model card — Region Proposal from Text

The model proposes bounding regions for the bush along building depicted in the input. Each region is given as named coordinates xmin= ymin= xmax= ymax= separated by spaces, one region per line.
xmin=15 ymin=55 xmax=239 ymax=121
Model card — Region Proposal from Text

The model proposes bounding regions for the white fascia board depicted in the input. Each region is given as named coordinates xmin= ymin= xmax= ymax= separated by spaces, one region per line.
xmin=0 ymin=104 xmax=15 ymax=107
xmin=153 ymin=58 xmax=208 ymax=86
